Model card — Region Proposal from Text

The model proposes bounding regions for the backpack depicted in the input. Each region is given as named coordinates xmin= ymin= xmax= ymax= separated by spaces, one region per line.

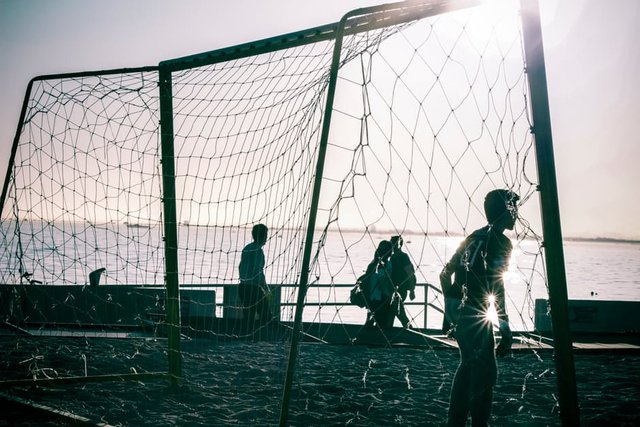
xmin=368 ymin=262 xmax=394 ymax=301
xmin=350 ymin=274 xmax=369 ymax=308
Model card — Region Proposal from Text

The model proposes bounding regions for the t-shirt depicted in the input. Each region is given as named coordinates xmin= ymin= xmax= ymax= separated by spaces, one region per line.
xmin=444 ymin=225 xmax=512 ymax=317
xmin=239 ymin=241 xmax=266 ymax=287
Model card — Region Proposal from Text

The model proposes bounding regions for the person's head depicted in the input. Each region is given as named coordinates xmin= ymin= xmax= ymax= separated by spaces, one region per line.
xmin=252 ymin=223 xmax=268 ymax=246
xmin=390 ymin=235 xmax=403 ymax=250
xmin=375 ymin=240 xmax=393 ymax=262
xmin=484 ymin=189 xmax=519 ymax=231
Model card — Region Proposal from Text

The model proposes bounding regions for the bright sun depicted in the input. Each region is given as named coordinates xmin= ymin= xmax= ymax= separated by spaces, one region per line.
xmin=486 ymin=293 xmax=500 ymax=326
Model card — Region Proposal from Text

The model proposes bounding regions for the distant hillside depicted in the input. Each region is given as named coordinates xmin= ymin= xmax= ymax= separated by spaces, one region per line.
xmin=564 ymin=236 xmax=640 ymax=245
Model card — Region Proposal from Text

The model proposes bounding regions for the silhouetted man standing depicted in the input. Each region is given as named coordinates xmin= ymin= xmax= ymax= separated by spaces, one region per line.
xmin=440 ymin=190 xmax=518 ymax=426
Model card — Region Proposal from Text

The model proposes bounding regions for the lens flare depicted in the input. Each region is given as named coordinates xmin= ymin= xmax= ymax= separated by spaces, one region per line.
xmin=485 ymin=293 xmax=499 ymax=326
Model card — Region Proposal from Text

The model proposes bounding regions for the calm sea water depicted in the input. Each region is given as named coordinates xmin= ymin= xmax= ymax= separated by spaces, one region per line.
xmin=2 ymin=223 xmax=639 ymax=331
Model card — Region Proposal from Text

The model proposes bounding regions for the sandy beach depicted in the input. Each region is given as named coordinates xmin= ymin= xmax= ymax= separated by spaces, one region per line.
xmin=1 ymin=336 xmax=638 ymax=426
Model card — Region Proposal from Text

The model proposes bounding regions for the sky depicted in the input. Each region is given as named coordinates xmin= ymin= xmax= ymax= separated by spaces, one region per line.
xmin=0 ymin=0 xmax=638 ymax=240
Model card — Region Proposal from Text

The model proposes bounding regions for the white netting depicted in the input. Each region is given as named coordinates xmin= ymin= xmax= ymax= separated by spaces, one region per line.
xmin=0 ymin=3 xmax=557 ymax=425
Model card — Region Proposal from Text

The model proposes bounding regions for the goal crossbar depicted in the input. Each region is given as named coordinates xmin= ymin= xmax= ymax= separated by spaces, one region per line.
xmin=160 ymin=0 xmax=481 ymax=71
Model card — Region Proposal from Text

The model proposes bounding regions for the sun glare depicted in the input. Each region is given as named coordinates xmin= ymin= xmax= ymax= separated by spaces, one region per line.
xmin=455 ymin=0 xmax=521 ymax=48
xmin=486 ymin=293 xmax=500 ymax=326
xmin=481 ymin=0 xmax=520 ymax=18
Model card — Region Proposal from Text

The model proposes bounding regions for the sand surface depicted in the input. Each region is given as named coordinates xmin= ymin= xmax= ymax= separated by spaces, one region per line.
xmin=0 ymin=336 xmax=638 ymax=426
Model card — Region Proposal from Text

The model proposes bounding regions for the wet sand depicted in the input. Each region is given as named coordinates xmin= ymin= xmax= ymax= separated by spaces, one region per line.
xmin=0 ymin=336 xmax=638 ymax=426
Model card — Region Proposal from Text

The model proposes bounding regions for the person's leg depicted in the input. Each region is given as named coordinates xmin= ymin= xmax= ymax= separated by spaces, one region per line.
xmin=371 ymin=299 xmax=387 ymax=328
xmin=370 ymin=300 xmax=383 ymax=327
xmin=237 ymin=283 xmax=249 ymax=317
xmin=364 ymin=310 xmax=375 ymax=327
xmin=442 ymin=316 xmax=452 ymax=335
xmin=469 ymin=325 xmax=496 ymax=426
xmin=397 ymin=299 xmax=410 ymax=327
xmin=448 ymin=308 xmax=484 ymax=426
xmin=448 ymin=357 xmax=471 ymax=426
xmin=238 ymin=282 xmax=257 ymax=323
xmin=256 ymin=287 xmax=273 ymax=322
xmin=376 ymin=297 xmax=395 ymax=328
xmin=470 ymin=386 xmax=493 ymax=427
xmin=448 ymin=365 xmax=471 ymax=426
xmin=443 ymin=297 xmax=462 ymax=336
xmin=396 ymin=290 xmax=411 ymax=327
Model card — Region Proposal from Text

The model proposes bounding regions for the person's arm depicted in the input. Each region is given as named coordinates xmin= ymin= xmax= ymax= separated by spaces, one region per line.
xmin=408 ymin=274 xmax=416 ymax=300
xmin=439 ymin=264 xmax=454 ymax=296
xmin=490 ymin=238 xmax=512 ymax=322
xmin=440 ymin=243 xmax=462 ymax=296
xmin=495 ymin=284 xmax=512 ymax=357
xmin=258 ymin=248 xmax=269 ymax=291
xmin=493 ymin=277 xmax=508 ymax=324
xmin=239 ymin=246 xmax=249 ymax=282
xmin=493 ymin=239 xmax=513 ymax=356
xmin=405 ymin=256 xmax=417 ymax=299
xmin=440 ymin=251 xmax=461 ymax=334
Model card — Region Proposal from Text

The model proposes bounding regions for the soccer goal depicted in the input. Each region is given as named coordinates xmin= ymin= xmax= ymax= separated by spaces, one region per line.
xmin=0 ymin=1 xmax=577 ymax=425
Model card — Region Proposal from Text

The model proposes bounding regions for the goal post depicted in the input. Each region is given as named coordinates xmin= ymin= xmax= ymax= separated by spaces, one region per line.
xmin=0 ymin=67 xmax=172 ymax=395
xmin=0 ymin=1 xmax=577 ymax=424
xmin=159 ymin=67 xmax=182 ymax=387
xmin=520 ymin=0 xmax=579 ymax=423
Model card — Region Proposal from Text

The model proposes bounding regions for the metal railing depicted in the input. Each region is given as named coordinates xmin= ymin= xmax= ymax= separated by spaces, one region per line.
xmin=179 ymin=281 xmax=444 ymax=330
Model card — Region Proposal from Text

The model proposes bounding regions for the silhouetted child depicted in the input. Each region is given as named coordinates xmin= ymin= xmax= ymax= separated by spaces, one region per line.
xmin=238 ymin=224 xmax=273 ymax=323
xmin=390 ymin=235 xmax=416 ymax=328
xmin=440 ymin=189 xmax=518 ymax=426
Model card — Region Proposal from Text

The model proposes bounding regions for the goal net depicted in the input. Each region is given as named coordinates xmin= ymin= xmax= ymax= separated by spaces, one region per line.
xmin=0 ymin=1 xmax=561 ymax=425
